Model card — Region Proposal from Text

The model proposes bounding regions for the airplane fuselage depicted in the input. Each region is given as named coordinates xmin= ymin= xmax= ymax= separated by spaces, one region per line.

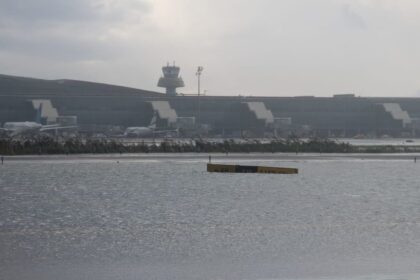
xmin=3 ymin=122 xmax=43 ymax=133
xmin=2 ymin=121 xmax=77 ymax=136
xmin=124 ymin=127 xmax=153 ymax=137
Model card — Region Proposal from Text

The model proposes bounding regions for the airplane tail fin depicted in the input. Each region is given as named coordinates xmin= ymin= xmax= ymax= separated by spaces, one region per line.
xmin=35 ymin=103 xmax=43 ymax=124
xmin=148 ymin=111 xmax=157 ymax=129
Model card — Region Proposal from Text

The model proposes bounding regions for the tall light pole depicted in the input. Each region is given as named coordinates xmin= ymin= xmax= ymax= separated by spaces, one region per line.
xmin=196 ymin=66 xmax=203 ymax=129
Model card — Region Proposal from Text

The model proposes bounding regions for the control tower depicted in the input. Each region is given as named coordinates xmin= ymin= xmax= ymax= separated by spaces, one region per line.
xmin=157 ymin=63 xmax=185 ymax=96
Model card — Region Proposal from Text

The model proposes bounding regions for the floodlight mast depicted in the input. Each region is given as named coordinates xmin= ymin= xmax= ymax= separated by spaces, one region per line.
xmin=196 ymin=66 xmax=204 ymax=129
xmin=196 ymin=66 xmax=203 ymax=96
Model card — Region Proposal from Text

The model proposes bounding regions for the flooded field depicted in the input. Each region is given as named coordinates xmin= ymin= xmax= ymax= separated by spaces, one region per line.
xmin=1 ymin=154 xmax=420 ymax=280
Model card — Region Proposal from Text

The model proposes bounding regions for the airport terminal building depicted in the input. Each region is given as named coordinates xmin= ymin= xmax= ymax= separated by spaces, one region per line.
xmin=1 ymin=72 xmax=420 ymax=138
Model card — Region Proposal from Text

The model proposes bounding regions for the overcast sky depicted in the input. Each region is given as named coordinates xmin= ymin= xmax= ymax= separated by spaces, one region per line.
xmin=1 ymin=0 xmax=420 ymax=97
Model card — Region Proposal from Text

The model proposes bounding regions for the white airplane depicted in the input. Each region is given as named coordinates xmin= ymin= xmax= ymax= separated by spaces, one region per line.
xmin=124 ymin=112 xmax=178 ymax=137
xmin=0 ymin=104 xmax=77 ymax=137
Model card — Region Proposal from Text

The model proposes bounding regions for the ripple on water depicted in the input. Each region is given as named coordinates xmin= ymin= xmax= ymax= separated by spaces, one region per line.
xmin=0 ymin=157 xmax=420 ymax=279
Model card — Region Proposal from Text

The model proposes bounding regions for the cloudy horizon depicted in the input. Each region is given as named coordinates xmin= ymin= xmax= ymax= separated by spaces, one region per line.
xmin=1 ymin=0 xmax=420 ymax=97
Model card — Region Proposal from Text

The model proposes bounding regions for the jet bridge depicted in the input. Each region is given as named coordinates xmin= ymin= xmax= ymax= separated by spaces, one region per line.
xmin=148 ymin=101 xmax=177 ymax=126
xmin=243 ymin=102 xmax=274 ymax=126
xmin=382 ymin=103 xmax=411 ymax=128
xmin=31 ymin=99 xmax=58 ymax=124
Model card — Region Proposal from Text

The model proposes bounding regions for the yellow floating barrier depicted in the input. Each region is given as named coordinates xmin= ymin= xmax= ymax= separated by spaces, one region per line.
xmin=207 ymin=163 xmax=298 ymax=174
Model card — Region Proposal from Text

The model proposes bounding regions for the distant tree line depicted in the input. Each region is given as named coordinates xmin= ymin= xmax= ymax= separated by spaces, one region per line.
xmin=0 ymin=136 xmax=417 ymax=155
xmin=0 ymin=136 xmax=357 ymax=155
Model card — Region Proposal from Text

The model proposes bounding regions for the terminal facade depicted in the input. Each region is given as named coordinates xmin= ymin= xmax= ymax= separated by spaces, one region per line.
xmin=1 ymin=73 xmax=420 ymax=138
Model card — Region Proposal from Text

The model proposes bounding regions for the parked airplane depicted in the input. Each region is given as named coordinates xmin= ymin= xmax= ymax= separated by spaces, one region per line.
xmin=124 ymin=112 xmax=178 ymax=137
xmin=0 ymin=104 xmax=77 ymax=137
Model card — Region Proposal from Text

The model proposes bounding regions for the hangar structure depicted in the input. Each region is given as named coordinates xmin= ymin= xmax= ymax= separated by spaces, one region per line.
xmin=1 ymin=73 xmax=420 ymax=138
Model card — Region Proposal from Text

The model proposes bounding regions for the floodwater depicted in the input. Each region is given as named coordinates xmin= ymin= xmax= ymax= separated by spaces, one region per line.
xmin=339 ymin=138 xmax=420 ymax=146
xmin=1 ymin=154 xmax=420 ymax=280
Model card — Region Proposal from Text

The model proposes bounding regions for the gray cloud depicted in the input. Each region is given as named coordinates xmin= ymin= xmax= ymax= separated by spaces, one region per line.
xmin=0 ymin=0 xmax=151 ymax=61
xmin=1 ymin=0 xmax=420 ymax=96
xmin=341 ymin=4 xmax=367 ymax=29
xmin=0 ymin=0 xmax=102 ymax=23
xmin=0 ymin=32 xmax=116 ymax=60
xmin=0 ymin=0 xmax=150 ymax=23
